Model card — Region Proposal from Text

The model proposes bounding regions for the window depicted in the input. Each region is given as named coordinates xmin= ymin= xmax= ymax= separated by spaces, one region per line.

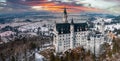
xmin=59 ymin=35 xmax=62 ymax=37
xmin=59 ymin=41 xmax=62 ymax=46
xmin=68 ymin=34 xmax=70 ymax=36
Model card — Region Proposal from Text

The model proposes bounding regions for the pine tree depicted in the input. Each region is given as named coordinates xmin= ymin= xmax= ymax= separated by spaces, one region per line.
xmin=50 ymin=52 xmax=55 ymax=61
xmin=11 ymin=56 xmax=15 ymax=61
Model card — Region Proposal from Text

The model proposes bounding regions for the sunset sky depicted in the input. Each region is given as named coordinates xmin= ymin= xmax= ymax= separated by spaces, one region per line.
xmin=0 ymin=0 xmax=120 ymax=14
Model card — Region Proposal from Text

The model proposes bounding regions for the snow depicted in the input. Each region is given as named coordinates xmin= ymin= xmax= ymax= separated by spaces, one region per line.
xmin=41 ymin=27 xmax=49 ymax=32
xmin=0 ymin=31 xmax=15 ymax=37
xmin=35 ymin=53 xmax=44 ymax=61
xmin=104 ymin=19 xmax=112 ymax=23
xmin=18 ymin=22 xmax=49 ymax=32
xmin=105 ymin=24 xmax=120 ymax=31
xmin=26 ymin=32 xmax=37 ymax=36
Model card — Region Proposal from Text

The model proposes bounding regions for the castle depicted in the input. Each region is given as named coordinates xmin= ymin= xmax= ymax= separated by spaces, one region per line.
xmin=53 ymin=8 xmax=112 ymax=54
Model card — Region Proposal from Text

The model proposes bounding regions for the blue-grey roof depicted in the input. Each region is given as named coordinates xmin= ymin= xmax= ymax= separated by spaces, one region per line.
xmin=56 ymin=23 xmax=88 ymax=34
xmin=56 ymin=23 xmax=70 ymax=34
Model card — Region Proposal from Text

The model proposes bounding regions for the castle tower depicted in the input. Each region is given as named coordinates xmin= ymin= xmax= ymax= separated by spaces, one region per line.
xmin=37 ymin=27 xmax=41 ymax=35
xmin=70 ymin=18 xmax=74 ymax=49
xmin=54 ymin=21 xmax=57 ymax=32
xmin=101 ymin=19 xmax=105 ymax=34
xmin=63 ymin=8 xmax=68 ymax=23
xmin=53 ymin=21 xmax=59 ymax=52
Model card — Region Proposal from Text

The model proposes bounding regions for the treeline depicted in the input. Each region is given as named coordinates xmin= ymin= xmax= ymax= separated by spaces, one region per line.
xmin=99 ymin=38 xmax=120 ymax=61
xmin=40 ymin=38 xmax=120 ymax=61
xmin=40 ymin=47 xmax=94 ymax=61
xmin=0 ymin=35 xmax=52 ymax=61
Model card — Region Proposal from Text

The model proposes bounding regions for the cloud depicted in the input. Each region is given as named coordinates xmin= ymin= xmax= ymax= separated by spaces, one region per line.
xmin=0 ymin=0 xmax=119 ymax=14
xmin=0 ymin=0 xmax=31 ymax=13
xmin=0 ymin=0 xmax=6 ymax=2
xmin=75 ymin=0 xmax=118 ymax=9
xmin=30 ymin=2 xmax=101 ymax=13
xmin=108 ymin=5 xmax=120 ymax=14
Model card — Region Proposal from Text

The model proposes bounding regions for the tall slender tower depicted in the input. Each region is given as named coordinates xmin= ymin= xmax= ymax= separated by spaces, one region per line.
xmin=101 ymin=19 xmax=105 ymax=34
xmin=70 ymin=18 xmax=74 ymax=49
xmin=53 ymin=21 xmax=59 ymax=52
xmin=63 ymin=8 xmax=68 ymax=23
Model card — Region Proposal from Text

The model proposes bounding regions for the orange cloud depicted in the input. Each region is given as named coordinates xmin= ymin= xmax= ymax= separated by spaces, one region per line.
xmin=29 ymin=2 xmax=101 ymax=13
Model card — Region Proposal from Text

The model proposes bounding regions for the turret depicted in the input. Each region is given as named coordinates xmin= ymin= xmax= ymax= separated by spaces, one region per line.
xmin=63 ymin=8 xmax=68 ymax=23
xmin=37 ymin=27 xmax=41 ymax=35
xmin=53 ymin=21 xmax=59 ymax=52
xmin=54 ymin=21 xmax=56 ymax=32
xmin=101 ymin=19 xmax=105 ymax=34
xmin=70 ymin=18 xmax=74 ymax=49
xmin=70 ymin=18 xmax=74 ymax=33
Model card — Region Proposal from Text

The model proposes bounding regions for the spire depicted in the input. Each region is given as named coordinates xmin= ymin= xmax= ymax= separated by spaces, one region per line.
xmin=54 ymin=20 xmax=57 ymax=32
xmin=64 ymin=8 xmax=67 ymax=15
xmin=54 ymin=20 xmax=56 ymax=24
xmin=70 ymin=18 xmax=74 ymax=31
xmin=102 ymin=19 xmax=104 ymax=22
xmin=71 ymin=18 xmax=74 ymax=25
xmin=63 ymin=7 xmax=68 ymax=23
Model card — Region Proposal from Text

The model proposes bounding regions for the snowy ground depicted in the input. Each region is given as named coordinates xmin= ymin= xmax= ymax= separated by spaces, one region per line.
xmin=35 ymin=53 xmax=44 ymax=61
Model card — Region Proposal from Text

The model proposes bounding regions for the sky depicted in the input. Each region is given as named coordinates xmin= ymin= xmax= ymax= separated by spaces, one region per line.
xmin=0 ymin=0 xmax=120 ymax=14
